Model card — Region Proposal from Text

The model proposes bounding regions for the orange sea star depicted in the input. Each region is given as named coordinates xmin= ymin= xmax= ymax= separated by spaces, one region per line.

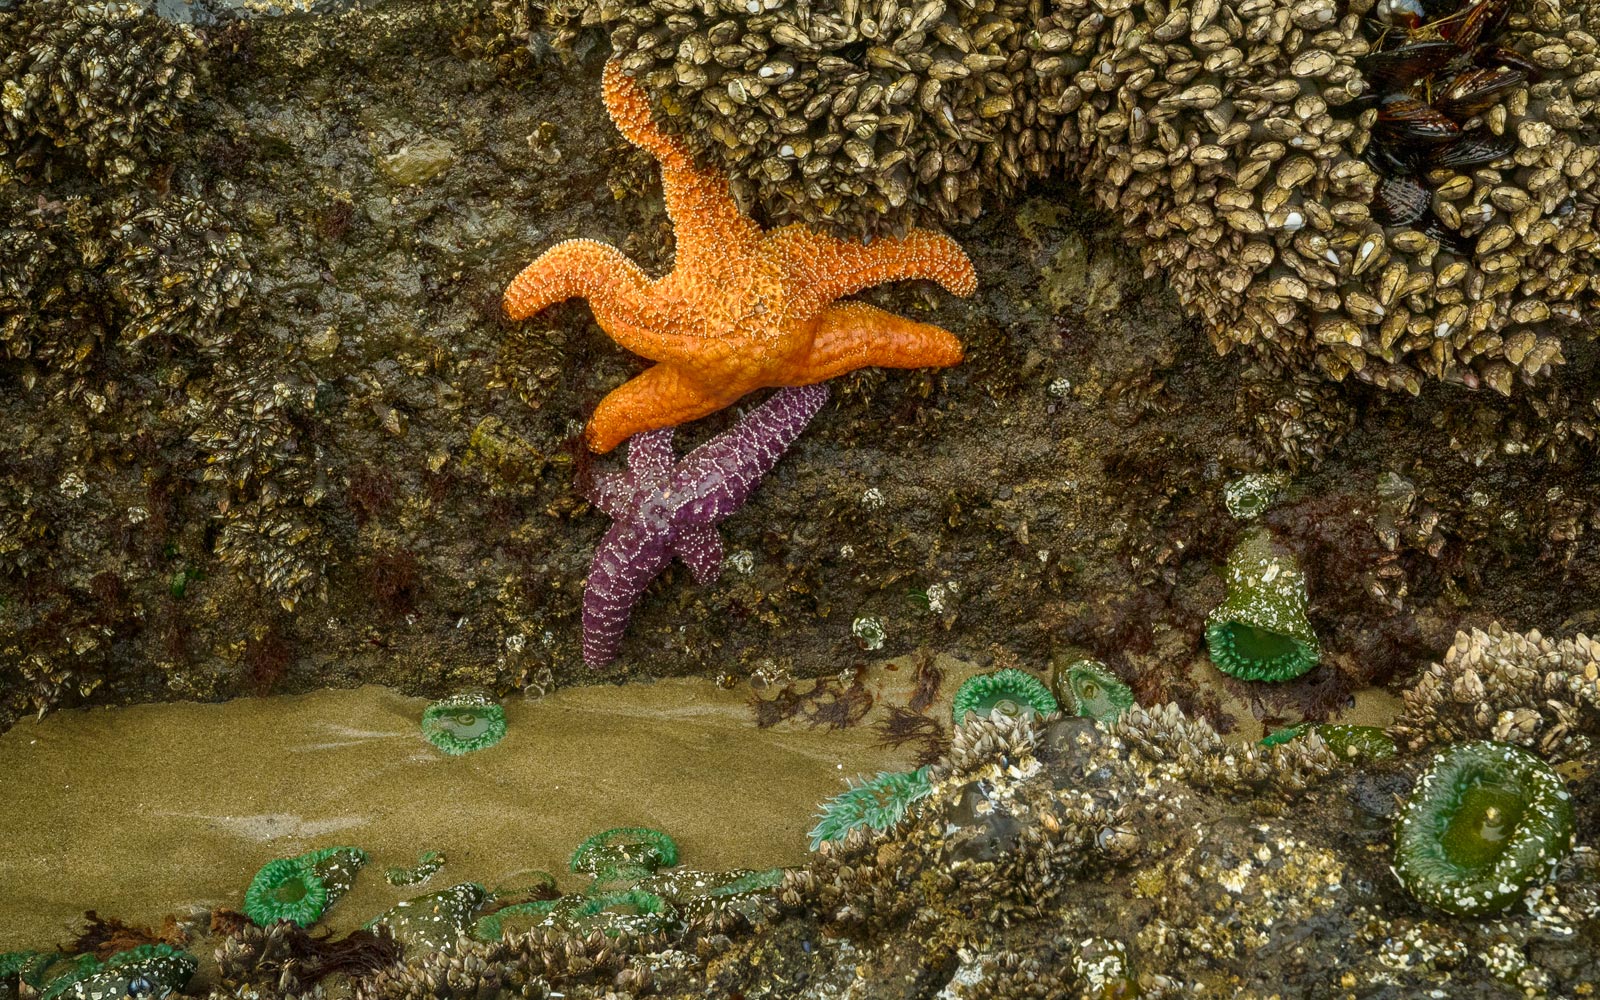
xmin=504 ymin=60 xmax=978 ymax=453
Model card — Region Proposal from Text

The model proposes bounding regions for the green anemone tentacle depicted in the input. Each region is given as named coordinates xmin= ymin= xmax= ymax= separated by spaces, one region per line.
xmin=421 ymin=691 xmax=507 ymax=755
xmin=1394 ymin=740 xmax=1575 ymax=917
xmin=570 ymin=827 xmax=679 ymax=877
xmin=952 ymin=668 xmax=1058 ymax=724
xmin=1206 ymin=528 xmax=1320 ymax=682
xmin=808 ymin=767 xmax=933 ymax=850
xmin=243 ymin=846 xmax=368 ymax=928
xmin=1054 ymin=659 xmax=1133 ymax=723
xmin=384 ymin=850 xmax=445 ymax=887
xmin=472 ymin=899 xmax=564 ymax=942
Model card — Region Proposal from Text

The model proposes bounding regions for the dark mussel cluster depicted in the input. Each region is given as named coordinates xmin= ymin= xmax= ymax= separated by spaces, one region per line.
xmin=1356 ymin=0 xmax=1538 ymax=251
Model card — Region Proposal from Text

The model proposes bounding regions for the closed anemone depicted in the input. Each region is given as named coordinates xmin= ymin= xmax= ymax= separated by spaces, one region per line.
xmin=572 ymin=890 xmax=679 ymax=938
xmin=421 ymin=691 xmax=507 ymax=755
xmin=1054 ymin=659 xmax=1133 ymax=723
xmin=243 ymin=847 xmax=368 ymax=928
xmin=1206 ymin=528 xmax=1320 ymax=682
xmin=1394 ymin=741 xmax=1575 ymax=917
xmin=570 ymin=827 xmax=680 ymax=877
xmin=808 ymin=767 xmax=933 ymax=850
xmin=1260 ymin=724 xmax=1396 ymax=760
xmin=951 ymin=668 xmax=1058 ymax=724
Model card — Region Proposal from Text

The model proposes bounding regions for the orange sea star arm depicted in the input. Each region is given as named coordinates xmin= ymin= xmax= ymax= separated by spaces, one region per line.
xmin=766 ymin=226 xmax=979 ymax=320
xmin=504 ymin=238 xmax=651 ymax=321
xmin=585 ymin=363 xmax=732 ymax=453
xmin=602 ymin=61 xmax=760 ymax=269
xmin=801 ymin=300 xmax=966 ymax=382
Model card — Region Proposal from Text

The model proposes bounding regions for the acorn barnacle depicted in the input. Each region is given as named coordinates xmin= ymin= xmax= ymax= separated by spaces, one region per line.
xmin=808 ymin=767 xmax=933 ymax=850
xmin=420 ymin=691 xmax=507 ymax=755
xmin=952 ymin=668 xmax=1060 ymax=724
xmin=1206 ymin=529 xmax=1321 ymax=682
xmin=1394 ymin=740 xmax=1575 ymax=916
xmin=242 ymin=846 xmax=369 ymax=928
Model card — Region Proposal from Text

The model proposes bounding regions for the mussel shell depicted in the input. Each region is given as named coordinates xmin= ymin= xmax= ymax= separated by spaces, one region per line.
xmin=1374 ymin=96 xmax=1462 ymax=147
xmin=1433 ymin=65 xmax=1524 ymax=120
xmin=1359 ymin=41 xmax=1459 ymax=87
xmin=1373 ymin=175 xmax=1432 ymax=226
xmin=1428 ymin=130 xmax=1515 ymax=167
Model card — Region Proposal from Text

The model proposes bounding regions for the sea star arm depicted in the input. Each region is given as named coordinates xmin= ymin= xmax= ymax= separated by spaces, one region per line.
xmin=671 ymin=384 xmax=829 ymax=522
xmin=801 ymin=301 xmax=965 ymax=381
xmin=583 ymin=520 xmax=674 ymax=668
xmin=602 ymin=61 xmax=760 ymax=268
xmin=585 ymin=364 xmax=730 ymax=453
xmin=584 ymin=471 xmax=635 ymax=518
xmin=504 ymin=238 xmax=652 ymax=321
xmin=625 ymin=427 xmax=676 ymax=488
xmin=671 ymin=524 xmax=724 ymax=584
xmin=766 ymin=226 xmax=979 ymax=319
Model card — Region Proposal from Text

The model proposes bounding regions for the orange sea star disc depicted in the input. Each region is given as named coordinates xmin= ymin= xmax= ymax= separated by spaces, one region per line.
xmin=504 ymin=59 xmax=979 ymax=453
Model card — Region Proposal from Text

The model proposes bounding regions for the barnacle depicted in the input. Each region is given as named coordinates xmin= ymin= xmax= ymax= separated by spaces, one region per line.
xmin=582 ymin=0 xmax=1600 ymax=401
xmin=421 ymin=692 xmax=507 ymax=755
xmin=1393 ymin=624 xmax=1600 ymax=763
xmin=1052 ymin=659 xmax=1133 ymax=723
xmin=0 ymin=0 xmax=204 ymax=179
xmin=1394 ymin=740 xmax=1574 ymax=916
xmin=952 ymin=668 xmax=1059 ymax=724
xmin=1206 ymin=529 xmax=1321 ymax=682
xmin=808 ymin=767 xmax=933 ymax=850
xmin=243 ymin=846 xmax=369 ymax=928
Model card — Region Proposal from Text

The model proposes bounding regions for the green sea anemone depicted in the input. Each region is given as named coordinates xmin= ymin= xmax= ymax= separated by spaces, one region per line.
xmin=472 ymin=899 xmax=564 ymax=942
xmin=34 ymin=955 xmax=100 ymax=1000
xmin=1054 ymin=659 xmax=1133 ymax=723
xmin=1260 ymin=723 xmax=1396 ymax=760
xmin=808 ymin=767 xmax=933 ymax=850
xmin=421 ymin=691 xmax=507 ymax=755
xmin=952 ymin=668 xmax=1058 ymax=725
xmin=1206 ymin=529 xmax=1320 ymax=682
xmin=243 ymin=846 xmax=368 ymax=928
xmin=384 ymin=850 xmax=445 ymax=887
xmin=571 ymin=890 xmax=679 ymax=938
xmin=61 ymin=945 xmax=196 ymax=1000
xmin=367 ymin=882 xmax=490 ymax=949
xmin=1395 ymin=741 xmax=1575 ymax=917
xmin=570 ymin=827 xmax=679 ymax=879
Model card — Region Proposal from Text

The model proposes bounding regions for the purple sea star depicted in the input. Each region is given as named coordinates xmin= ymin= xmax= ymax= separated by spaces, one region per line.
xmin=581 ymin=383 xmax=830 ymax=668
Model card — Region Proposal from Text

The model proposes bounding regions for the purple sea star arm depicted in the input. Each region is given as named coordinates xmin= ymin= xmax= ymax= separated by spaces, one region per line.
xmin=670 ymin=384 xmax=828 ymax=522
xmin=583 ymin=519 xmax=675 ymax=668
xmin=672 ymin=524 xmax=724 ymax=584
xmin=585 ymin=471 xmax=635 ymax=517
xmin=626 ymin=427 xmax=676 ymax=488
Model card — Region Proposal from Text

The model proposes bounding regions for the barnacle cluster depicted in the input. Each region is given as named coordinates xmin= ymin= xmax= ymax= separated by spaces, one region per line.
xmin=192 ymin=361 xmax=329 ymax=611
xmin=0 ymin=0 xmax=203 ymax=181
xmin=577 ymin=0 xmax=1600 ymax=397
xmin=1392 ymin=623 xmax=1600 ymax=762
